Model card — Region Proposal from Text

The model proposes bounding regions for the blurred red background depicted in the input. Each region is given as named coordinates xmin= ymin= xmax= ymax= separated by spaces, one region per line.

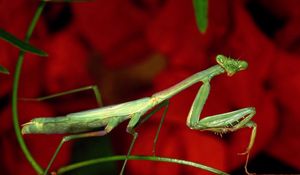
xmin=1 ymin=0 xmax=300 ymax=174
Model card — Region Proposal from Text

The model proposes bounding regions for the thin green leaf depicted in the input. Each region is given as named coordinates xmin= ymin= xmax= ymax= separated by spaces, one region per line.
xmin=0 ymin=28 xmax=48 ymax=56
xmin=193 ymin=0 xmax=208 ymax=33
xmin=0 ymin=65 xmax=9 ymax=74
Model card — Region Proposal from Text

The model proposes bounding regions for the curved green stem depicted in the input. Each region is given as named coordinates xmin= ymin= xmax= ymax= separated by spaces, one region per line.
xmin=57 ymin=155 xmax=229 ymax=175
xmin=12 ymin=2 xmax=46 ymax=174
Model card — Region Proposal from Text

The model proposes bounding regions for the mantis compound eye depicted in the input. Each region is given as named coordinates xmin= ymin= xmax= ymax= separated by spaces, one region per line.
xmin=238 ymin=60 xmax=248 ymax=71
xmin=216 ymin=54 xmax=226 ymax=64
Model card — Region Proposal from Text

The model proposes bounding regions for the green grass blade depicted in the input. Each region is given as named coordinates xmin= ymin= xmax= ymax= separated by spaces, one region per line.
xmin=0 ymin=65 xmax=9 ymax=74
xmin=0 ymin=28 xmax=48 ymax=56
xmin=193 ymin=0 xmax=208 ymax=33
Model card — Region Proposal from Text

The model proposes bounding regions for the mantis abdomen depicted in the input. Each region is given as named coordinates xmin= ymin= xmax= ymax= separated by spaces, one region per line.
xmin=22 ymin=97 xmax=152 ymax=134
xmin=22 ymin=115 xmax=113 ymax=134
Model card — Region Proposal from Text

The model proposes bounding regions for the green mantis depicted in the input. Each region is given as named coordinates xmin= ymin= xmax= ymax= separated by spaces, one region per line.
xmin=22 ymin=55 xmax=257 ymax=175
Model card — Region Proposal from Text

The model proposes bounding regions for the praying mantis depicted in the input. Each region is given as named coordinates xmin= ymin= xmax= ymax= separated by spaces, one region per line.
xmin=22 ymin=55 xmax=257 ymax=175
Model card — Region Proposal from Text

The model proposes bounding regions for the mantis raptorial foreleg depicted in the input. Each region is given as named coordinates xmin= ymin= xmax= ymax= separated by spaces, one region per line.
xmin=186 ymin=80 xmax=257 ymax=175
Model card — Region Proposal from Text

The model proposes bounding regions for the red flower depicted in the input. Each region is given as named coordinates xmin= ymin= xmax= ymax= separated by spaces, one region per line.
xmin=267 ymin=53 xmax=300 ymax=168
xmin=72 ymin=0 xmax=155 ymax=69
xmin=43 ymin=27 xmax=93 ymax=93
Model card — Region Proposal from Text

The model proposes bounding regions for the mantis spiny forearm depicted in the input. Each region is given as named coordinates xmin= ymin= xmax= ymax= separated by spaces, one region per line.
xmin=22 ymin=55 xmax=256 ymax=175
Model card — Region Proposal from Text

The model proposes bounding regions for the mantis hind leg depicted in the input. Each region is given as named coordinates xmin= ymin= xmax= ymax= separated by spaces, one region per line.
xmin=43 ymin=119 xmax=120 ymax=175
xmin=43 ymin=130 xmax=108 ymax=175
xmin=21 ymin=85 xmax=103 ymax=107
xmin=30 ymin=85 xmax=105 ymax=174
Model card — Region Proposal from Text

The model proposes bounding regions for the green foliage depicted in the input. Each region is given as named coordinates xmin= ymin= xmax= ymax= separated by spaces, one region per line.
xmin=0 ymin=28 xmax=47 ymax=56
xmin=193 ymin=0 xmax=208 ymax=33
xmin=0 ymin=65 xmax=9 ymax=74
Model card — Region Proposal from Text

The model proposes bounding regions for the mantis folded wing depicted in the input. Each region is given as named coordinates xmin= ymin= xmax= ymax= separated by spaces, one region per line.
xmin=22 ymin=55 xmax=256 ymax=175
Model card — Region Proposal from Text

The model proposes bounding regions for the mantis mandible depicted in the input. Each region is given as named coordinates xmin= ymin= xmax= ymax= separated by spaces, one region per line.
xmin=22 ymin=55 xmax=257 ymax=175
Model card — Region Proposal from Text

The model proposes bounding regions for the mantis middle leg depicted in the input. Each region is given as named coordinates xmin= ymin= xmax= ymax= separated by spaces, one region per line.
xmin=120 ymin=112 xmax=143 ymax=175
xmin=186 ymin=80 xmax=257 ymax=175
xmin=120 ymin=100 xmax=170 ymax=174
xmin=138 ymin=100 xmax=170 ymax=155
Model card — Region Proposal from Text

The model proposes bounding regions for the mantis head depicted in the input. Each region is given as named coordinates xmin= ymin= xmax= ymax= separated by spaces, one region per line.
xmin=216 ymin=55 xmax=248 ymax=76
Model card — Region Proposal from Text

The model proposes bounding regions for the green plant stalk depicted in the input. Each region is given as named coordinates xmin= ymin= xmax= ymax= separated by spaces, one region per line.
xmin=12 ymin=1 xmax=46 ymax=174
xmin=57 ymin=155 xmax=229 ymax=175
